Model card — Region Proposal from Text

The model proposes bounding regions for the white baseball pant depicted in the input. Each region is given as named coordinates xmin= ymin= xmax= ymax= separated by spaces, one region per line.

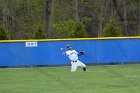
xmin=71 ymin=60 xmax=86 ymax=72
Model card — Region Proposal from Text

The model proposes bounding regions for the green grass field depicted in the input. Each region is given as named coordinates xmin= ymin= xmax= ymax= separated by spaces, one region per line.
xmin=0 ymin=64 xmax=140 ymax=93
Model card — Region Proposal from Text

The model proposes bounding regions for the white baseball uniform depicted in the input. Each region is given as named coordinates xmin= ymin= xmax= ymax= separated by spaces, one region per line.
xmin=65 ymin=50 xmax=86 ymax=72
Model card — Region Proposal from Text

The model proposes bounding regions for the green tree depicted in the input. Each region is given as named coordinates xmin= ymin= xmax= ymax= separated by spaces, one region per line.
xmin=74 ymin=21 xmax=88 ymax=38
xmin=0 ymin=26 xmax=9 ymax=40
xmin=103 ymin=17 xmax=122 ymax=37
xmin=34 ymin=26 xmax=47 ymax=39
xmin=53 ymin=19 xmax=88 ymax=38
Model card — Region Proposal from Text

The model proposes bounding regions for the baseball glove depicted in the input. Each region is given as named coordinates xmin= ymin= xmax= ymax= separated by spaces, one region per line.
xmin=79 ymin=51 xmax=85 ymax=55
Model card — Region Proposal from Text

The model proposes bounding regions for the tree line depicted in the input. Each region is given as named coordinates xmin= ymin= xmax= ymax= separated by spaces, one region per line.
xmin=0 ymin=0 xmax=139 ymax=40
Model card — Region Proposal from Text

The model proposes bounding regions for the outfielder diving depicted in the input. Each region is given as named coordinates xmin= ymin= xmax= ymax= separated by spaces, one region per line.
xmin=62 ymin=45 xmax=86 ymax=72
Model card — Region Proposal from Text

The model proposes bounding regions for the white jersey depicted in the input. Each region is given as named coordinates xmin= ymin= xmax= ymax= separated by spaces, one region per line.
xmin=65 ymin=50 xmax=78 ymax=61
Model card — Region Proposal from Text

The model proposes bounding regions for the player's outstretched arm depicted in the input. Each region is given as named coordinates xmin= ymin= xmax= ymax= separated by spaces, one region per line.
xmin=62 ymin=52 xmax=67 ymax=56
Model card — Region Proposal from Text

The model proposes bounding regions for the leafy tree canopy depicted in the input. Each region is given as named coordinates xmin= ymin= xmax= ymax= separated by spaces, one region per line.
xmin=103 ymin=17 xmax=122 ymax=37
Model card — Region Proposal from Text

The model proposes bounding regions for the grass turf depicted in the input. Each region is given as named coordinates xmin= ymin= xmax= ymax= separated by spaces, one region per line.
xmin=0 ymin=64 xmax=140 ymax=93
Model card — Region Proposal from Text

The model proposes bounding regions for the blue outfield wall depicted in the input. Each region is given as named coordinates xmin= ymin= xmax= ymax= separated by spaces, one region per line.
xmin=0 ymin=37 xmax=140 ymax=66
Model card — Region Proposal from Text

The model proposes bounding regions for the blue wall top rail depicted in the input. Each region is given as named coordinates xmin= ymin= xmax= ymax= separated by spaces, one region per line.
xmin=1 ymin=36 xmax=140 ymax=42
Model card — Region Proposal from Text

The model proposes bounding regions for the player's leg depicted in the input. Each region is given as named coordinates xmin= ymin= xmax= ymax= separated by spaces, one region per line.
xmin=71 ymin=62 xmax=77 ymax=72
xmin=77 ymin=60 xmax=86 ymax=71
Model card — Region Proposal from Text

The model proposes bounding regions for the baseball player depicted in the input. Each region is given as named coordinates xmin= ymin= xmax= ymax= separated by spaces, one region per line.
xmin=63 ymin=45 xmax=86 ymax=72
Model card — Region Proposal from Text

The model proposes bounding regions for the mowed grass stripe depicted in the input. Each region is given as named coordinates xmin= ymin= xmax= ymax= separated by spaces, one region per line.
xmin=0 ymin=64 xmax=140 ymax=93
